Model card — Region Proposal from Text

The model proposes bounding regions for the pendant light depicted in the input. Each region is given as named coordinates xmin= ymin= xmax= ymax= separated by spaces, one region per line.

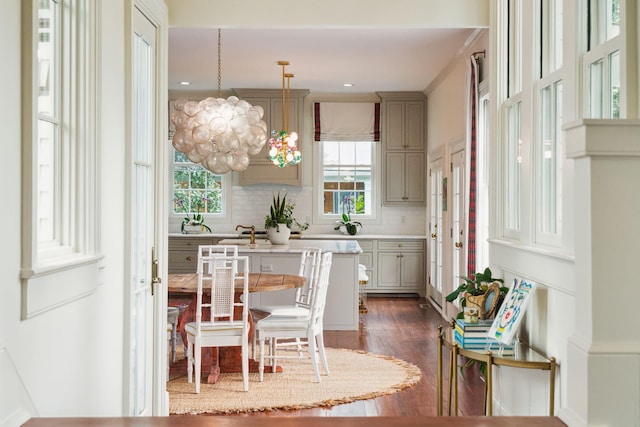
xmin=268 ymin=61 xmax=301 ymax=167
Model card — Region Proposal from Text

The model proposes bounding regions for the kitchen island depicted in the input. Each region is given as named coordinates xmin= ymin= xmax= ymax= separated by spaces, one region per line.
xmin=217 ymin=239 xmax=362 ymax=331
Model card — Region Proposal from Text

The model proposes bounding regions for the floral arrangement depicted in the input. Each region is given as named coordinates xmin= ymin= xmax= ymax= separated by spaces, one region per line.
xmin=175 ymin=196 xmax=212 ymax=233
xmin=264 ymin=192 xmax=309 ymax=231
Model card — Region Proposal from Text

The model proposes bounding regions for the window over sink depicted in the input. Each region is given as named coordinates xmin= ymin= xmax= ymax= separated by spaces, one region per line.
xmin=320 ymin=141 xmax=374 ymax=217
xmin=171 ymin=149 xmax=228 ymax=217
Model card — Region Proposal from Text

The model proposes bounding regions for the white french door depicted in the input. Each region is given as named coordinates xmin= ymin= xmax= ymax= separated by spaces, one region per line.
xmin=127 ymin=6 xmax=158 ymax=416
xmin=451 ymin=149 xmax=466 ymax=292
xmin=428 ymin=159 xmax=444 ymax=306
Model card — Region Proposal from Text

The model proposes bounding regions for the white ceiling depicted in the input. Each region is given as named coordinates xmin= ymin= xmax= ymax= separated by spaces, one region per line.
xmin=168 ymin=28 xmax=478 ymax=94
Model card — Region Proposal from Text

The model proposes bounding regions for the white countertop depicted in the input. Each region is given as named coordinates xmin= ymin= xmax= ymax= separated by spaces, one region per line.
xmin=216 ymin=239 xmax=362 ymax=254
xmin=301 ymin=234 xmax=427 ymax=240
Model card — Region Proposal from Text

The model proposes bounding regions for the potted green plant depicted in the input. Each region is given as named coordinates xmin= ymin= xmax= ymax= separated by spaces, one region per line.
xmin=177 ymin=197 xmax=212 ymax=234
xmin=264 ymin=192 xmax=308 ymax=244
xmin=334 ymin=213 xmax=362 ymax=235
xmin=445 ymin=267 xmax=508 ymax=320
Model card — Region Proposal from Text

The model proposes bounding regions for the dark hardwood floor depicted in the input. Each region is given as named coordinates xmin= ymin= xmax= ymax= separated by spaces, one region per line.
xmin=214 ymin=295 xmax=487 ymax=417
xmin=24 ymin=297 xmax=567 ymax=427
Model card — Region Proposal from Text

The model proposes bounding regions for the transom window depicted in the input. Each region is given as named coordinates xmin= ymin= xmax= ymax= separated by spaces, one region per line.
xmin=321 ymin=141 xmax=373 ymax=216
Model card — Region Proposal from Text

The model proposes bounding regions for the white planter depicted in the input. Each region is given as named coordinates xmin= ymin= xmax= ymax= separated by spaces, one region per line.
xmin=267 ymin=224 xmax=291 ymax=245
xmin=340 ymin=223 xmax=362 ymax=235
xmin=183 ymin=224 xmax=203 ymax=234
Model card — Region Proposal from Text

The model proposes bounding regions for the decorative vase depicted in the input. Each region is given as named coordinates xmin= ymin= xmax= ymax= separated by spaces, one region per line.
xmin=266 ymin=224 xmax=291 ymax=245
xmin=183 ymin=224 xmax=203 ymax=234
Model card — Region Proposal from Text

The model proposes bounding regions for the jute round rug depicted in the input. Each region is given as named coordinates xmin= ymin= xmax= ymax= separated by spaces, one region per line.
xmin=168 ymin=347 xmax=422 ymax=415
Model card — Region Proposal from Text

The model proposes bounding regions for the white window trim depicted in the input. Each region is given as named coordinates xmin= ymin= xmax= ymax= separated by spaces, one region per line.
xmin=21 ymin=0 xmax=103 ymax=319
xmin=312 ymin=139 xmax=382 ymax=226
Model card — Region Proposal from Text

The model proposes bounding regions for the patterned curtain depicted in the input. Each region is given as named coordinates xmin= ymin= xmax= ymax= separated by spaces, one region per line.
xmin=467 ymin=56 xmax=480 ymax=277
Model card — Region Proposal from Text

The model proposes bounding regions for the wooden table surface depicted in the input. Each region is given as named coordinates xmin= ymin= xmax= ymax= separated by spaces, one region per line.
xmin=24 ymin=416 xmax=568 ymax=426
xmin=168 ymin=273 xmax=306 ymax=294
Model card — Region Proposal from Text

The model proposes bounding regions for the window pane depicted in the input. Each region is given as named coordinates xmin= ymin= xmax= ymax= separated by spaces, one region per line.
xmin=539 ymin=82 xmax=563 ymax=236
xmin=508 ymin=0 xmax=522 ymax=95
xmin=37 ymin=120 xmax=57 ymax=242
xmin=541 ymin=0 xmax=563 ymax=75
xmin=505 ymin=103 xmax=521 ymax=231
xmin=37 ymin=0 xmax=57 ymax=117
xmin=607 ymin=0 xmax=620 ymax=40
xmin=36 ymin=0 xmax=59 ymax=245
xmin=589 ymin=59 xmax=603 ymax=118
xmin=321 ymin=141 xmax=373 ymax=216
xmin=609 ymin=50 xmax=620 ymax=118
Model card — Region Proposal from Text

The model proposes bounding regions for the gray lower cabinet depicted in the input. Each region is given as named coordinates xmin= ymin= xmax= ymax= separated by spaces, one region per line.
xmin=358 ymin=238 xmax=425 ymax=296
xmin=168 ymin=236 xmax=221 ymax=273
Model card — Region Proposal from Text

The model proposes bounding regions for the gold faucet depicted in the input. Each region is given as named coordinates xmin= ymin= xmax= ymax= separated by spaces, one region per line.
xmin=235 ymin=224 xmax=256 ymax=244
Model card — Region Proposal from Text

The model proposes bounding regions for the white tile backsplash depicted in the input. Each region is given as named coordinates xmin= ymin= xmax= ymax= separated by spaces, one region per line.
xmin=169 ymin=184 xmax=426 ymax=236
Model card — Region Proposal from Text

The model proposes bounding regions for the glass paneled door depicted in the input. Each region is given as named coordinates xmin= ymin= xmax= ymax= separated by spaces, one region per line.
xmin=451 ymin=149 xmax=466 ymax=295
xmin=428 ymin=159 xmax=443 ymax=306
xmin=127 ymin=6 xmax=158 ymax=416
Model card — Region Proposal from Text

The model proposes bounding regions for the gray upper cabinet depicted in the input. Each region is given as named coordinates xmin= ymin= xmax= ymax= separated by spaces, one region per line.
xmin=378 ymin=92 xmax=427 ymax=206
xmin=233 ymin=88 xmax=309 ymax=186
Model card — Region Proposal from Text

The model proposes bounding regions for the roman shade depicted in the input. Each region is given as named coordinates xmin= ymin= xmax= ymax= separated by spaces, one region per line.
xmin=314 ymin=102 xmax=381 ymax=141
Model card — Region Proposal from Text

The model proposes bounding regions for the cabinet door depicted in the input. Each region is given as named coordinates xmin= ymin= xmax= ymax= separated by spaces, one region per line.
xmin=405 ymin=151 xmax=426 ymax=204
xmin=270 ymin=97 xmax=299 ymax=138
xmin=377 ymin=252 xmax=402 ymax=288
xmin=400 ymin=252 xmax=424 ymax=289
xmin=253 ymin=255 xmax=298 ymax=306
xmin=405 ymin=101 xmax=425 ymax=150
xmin=383 ymin=101 xmax=405 ymax=150
xmin=384 ymin=152 xmax=406 ymax=203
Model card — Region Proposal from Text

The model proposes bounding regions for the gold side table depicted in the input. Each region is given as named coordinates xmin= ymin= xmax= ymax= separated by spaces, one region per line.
xmin=437 ymin=321 xmax=556 ymax=416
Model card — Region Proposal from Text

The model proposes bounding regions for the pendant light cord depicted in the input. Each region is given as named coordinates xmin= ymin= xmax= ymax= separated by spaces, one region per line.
xmin=217 ymin=28 xmax=222 ymax=98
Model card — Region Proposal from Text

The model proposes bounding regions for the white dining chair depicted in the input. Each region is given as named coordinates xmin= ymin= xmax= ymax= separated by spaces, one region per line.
xmin=198 ymin=245 xmax=239 ymax=273
xmin=250 ymin=247 xmax=322 ymax=357
xmin=255 ymin=251 xmax=333 ymax=383
xmin=167 ymin=306 xmax=180 ymax=364
xmin=185 ymin=254 xmax=250 ymax=393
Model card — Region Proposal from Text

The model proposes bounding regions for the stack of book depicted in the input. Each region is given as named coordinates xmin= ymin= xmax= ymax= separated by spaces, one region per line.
xmin=454 ymin=319 xmax=515 ymax=355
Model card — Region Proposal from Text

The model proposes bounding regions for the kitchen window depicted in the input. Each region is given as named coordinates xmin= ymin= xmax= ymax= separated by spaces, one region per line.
xmin=320 ymin=141 xmax=374 ymax=217
xmin=171 ymin=149 xmax=227 ymax=217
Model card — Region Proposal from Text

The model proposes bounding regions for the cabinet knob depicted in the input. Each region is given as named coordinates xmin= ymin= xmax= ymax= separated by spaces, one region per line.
xmin=431 ymin=233 xmax=437 ymax=239
xmin=455 ymin=242 xmax=463 ymax=249
xmin=186 ymin=256 xmax=193 ymax=261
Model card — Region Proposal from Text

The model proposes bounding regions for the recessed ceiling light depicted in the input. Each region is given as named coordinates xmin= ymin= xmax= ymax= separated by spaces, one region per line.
xmin=180 ymin=81 xmax=190 ymax=86
xmin=343 ymin=83 xmax=353 ymax=87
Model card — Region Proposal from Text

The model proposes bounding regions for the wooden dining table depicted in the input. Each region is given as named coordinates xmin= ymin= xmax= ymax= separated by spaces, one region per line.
xmin=168 ymin=272 xmax=306 ymax=384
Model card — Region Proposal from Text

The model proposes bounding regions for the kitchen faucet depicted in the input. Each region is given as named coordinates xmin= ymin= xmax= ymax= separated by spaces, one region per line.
xmin=235 ymin=224 xmax=256 ymax=244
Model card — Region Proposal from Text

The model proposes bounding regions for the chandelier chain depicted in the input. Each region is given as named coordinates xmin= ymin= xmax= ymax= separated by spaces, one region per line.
xmin=217 ymin=28 xmax=222 ymax=98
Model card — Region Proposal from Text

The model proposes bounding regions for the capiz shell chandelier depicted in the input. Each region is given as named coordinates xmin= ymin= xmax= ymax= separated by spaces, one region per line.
xmin=268 ymin=61 xmax=301 ymax=168
xmin=170 ymin=30 xmax=268 ymax=174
